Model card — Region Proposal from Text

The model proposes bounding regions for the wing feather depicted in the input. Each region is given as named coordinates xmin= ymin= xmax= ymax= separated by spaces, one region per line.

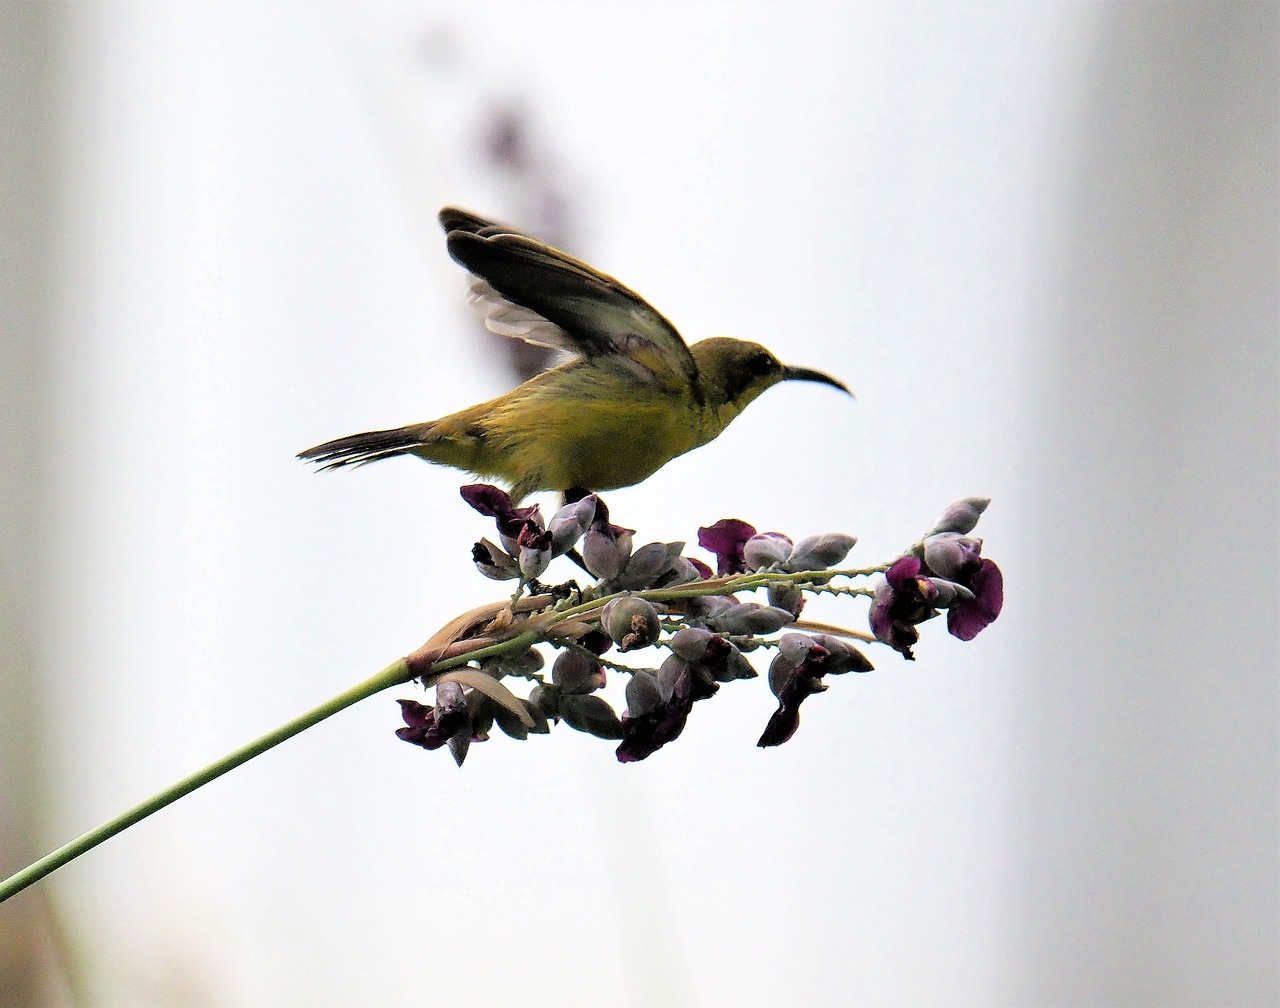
xmin=437 ymin=207 xmax=700 ymax=395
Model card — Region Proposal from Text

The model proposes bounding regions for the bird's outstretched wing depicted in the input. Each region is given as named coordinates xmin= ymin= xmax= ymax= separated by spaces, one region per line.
xmin=439 ymin=207 xmax=700 ymax=395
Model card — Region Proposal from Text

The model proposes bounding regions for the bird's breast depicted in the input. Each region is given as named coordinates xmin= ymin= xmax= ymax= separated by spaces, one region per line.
xmin=487 ymin=380 xmax=711 ymax=492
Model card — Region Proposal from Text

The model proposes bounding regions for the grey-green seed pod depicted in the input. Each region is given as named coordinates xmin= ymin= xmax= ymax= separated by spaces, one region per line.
xmin=600 ymin=596 xmax=661 ymax=651
xmin=924 ymin=497 xmax=991 ymax=537
xmin=551 ymin=650 xmax=605 ymax=694
xmin=522 ymin=698 xmax=551 ymax=734
xmin=470 ymin=704 xmax=493 ymax=743
xmin=625 ymin=670 xmax=664 ymax=717
xmin=446 ymin=729 xmax=470 ymax=767
xmin=784 ymin=533 xmax=857 ymax=572
xmin=560 ymin=694 xmax=624 ymax=739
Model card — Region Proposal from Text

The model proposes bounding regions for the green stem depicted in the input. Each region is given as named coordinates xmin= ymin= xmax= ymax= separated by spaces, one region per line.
xmin=0 ymin=657 xmax=415 ymax=903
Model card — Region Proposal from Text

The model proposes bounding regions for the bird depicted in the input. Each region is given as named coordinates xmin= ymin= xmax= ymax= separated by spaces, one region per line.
xmin=299 ymin=207 xmax=850 ymax=502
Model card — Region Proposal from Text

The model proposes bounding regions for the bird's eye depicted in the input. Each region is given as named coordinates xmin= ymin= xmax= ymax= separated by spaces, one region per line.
xmin=750 ymin=352 xmax=775 ymax=376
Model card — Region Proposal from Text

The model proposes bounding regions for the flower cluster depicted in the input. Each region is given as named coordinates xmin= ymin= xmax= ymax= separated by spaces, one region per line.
xmin=866 ymin=497 xmax=1004 ymax=659
xmin=395 ymin=486 xmax=1004 ymax=765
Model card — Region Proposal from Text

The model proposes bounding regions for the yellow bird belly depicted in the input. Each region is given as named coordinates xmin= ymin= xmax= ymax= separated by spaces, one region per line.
xmin=420 ymin=367 xmax=710 ymax=497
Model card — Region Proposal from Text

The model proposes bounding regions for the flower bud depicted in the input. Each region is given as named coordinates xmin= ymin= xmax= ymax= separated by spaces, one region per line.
xmin=778 ymin=632 xmax=821 ymax=666
xmin=549 ymin=495 xmax=597 ymax=554
xmin=560 ymin=694 xmax=624 ymax=739
xmin=811 ymin=634 xmax=874 ymax=674
xmin=767 ymin=584 xmax=805 ymax=618
xmin=663 ymin=557 xmax=703 ymax=586
xmin=472 ymin=539 xmax=520 ymax=580
xmin=703 ymin=643 xmax=756 ymax=682
xmin=479 ymin=646 xmax=545 ymax=678
xmin=435 ymin=679 xmax=467 ymax=717
xmin=683 ymin=594 xmax=734 ymax=623
xmin=498 ymin=510 xmax=544 ymax=557
xmin=527 ymin=682 xmax=560 ymax=719
xmin=743 ymin=532 xmax=793 ymax=570
xmin=551 ymin=649 xmax=606 ymax=694
xmin=657 ymin=653 xmax=688 ymax=701
xmin=624 ymin=670 xmax=663 ymax=717
xmin=582 ymin=521 xmax=634 ymax=580
xmin=517 ymin=523 xmax=554 ymax=580
xmin=707 ymin=602 xmax=794 ymax=636
xmin=784 ymin=533 xmax=857 ymax=572
xmin=446 ymin=731 xmax=471 ymax=766
xmin=925 ymin=497 xmax=990 ymax=537
xmin=928 ymin=577 xmax=975 ymax=608
xmin=669 ymin=626 xmax=716 ymax=662
xmin=921 ymin=532 xmax=982 ymax=581
xmin=768 ymin=652 xmax=797 ymax=698
xmin=616 ymin=541 xmax=684 ymax=590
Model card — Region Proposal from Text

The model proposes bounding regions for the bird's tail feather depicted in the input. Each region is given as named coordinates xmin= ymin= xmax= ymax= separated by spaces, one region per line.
xmin=298 ymin=425 xmax=427 ymax=471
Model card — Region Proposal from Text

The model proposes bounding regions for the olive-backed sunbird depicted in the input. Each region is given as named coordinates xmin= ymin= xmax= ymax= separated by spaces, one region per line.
xmin=299 ymin=207 xmax=850 ymax=501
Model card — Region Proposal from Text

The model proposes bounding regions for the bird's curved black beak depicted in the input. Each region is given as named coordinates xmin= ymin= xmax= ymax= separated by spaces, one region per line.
xmin=782 ymin=364 xmax=853 ymax=397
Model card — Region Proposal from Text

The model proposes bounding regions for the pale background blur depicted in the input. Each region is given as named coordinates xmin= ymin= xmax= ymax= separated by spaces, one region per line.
xmin=1 ymin=3 xmax=1276 ymax=1006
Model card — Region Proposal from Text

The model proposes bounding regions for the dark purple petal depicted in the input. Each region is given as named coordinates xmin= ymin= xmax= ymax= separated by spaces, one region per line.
xmin=616 ymin=661 xmax=717 ymax=762
xmin=886 ymin=554 xmax=923 ymax=585
xmin=758 ymin=654 xmax=829 ymax=748
xmin=946 ymin=559 xmax=1004 ymax=640
xmin=688 ymin=557 xmax=714 ymax=579
xmin=869 ymin=555 xmax=940 ymax=660
xmin=395 ymin=698 xmax=468 ymax=750
xmin=460 ymin=483 xmax=541 ymax=541
xmin=697 ymin=518 xmax=757 ymax=575
xmin=459 ymin=483 xmax=516 ymax=518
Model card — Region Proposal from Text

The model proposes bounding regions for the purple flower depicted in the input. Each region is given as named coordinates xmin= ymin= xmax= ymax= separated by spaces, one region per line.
xmin=756 ymin=633 xmax=869 ymax=747
xmin=460 ymin=484 xmax=542 ymax=550
xmin=616 ymin=659 xmax=718 ymax=763
xmin=868 ymin=556 xmax=939 ymax=659
xmin=870 ymin=536 xmax=1005 ymax=657
xmin=757 ymin=660 xmax=827 ymax=747
xmin=946 ymin=557 xmax=1003 ymax=640
xmin=697 ymin=518 xmax=757 ymax=575
xmin=395 ymin=697 xmax=469 ymax=751
xmin=919 ymin=532 xmax=1004 ymax=641
xmin=581 ymin=498 xmax=635 ymax=580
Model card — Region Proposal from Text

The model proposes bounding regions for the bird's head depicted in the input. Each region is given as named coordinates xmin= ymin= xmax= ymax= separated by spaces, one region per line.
xmin=691 ymin=337 xmax=850 ymax=421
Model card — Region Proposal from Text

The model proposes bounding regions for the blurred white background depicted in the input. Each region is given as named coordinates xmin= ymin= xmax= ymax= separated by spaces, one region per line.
xmin=1 ymin=3 xmax=1275 ymax=1006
